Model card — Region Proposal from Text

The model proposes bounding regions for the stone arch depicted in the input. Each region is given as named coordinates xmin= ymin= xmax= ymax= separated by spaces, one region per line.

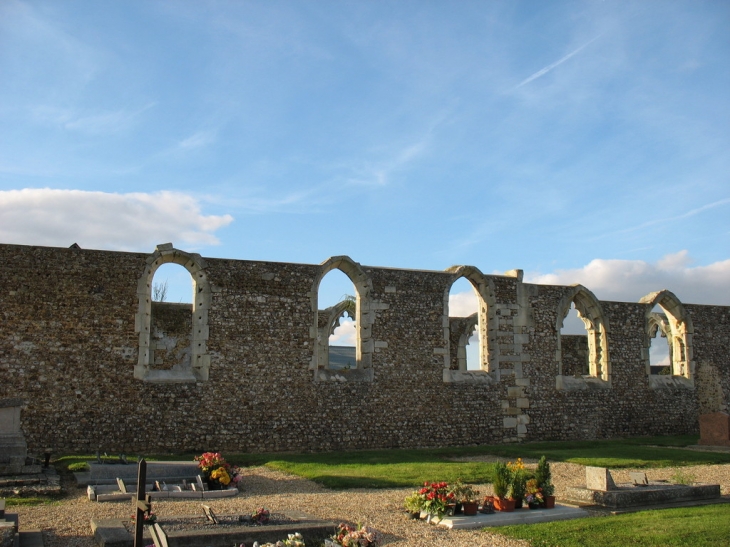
xmin=555 ymin=284 xmax=610 ymax=384
xmin=443 ymin=265 xmax=498 ymax=372
xmin=310 ymin=256 xmax=373 ymax=379
xmin=639 ymin=290 xmax=694 ymax=381
xmin=134 ymin=243 xmax=210 ymax=383
xmin=647 ymin=311 xmax=672 ymax=373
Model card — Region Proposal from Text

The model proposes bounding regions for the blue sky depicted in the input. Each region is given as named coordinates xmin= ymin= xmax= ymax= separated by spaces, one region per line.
xmin=1 ymin=0 xmax=728 ymax=309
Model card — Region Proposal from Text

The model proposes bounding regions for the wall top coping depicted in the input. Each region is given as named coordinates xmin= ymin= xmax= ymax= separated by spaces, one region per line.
xmin=0 ymin=398 xmax=24 ymax=409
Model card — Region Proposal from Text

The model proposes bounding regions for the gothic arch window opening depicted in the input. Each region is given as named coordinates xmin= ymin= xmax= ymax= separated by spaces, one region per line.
xmin=448 ymin=277 xmax=482 ymax=371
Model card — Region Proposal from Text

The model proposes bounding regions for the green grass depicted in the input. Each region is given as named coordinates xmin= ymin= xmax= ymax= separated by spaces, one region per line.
xmin=494 ymin=504 xmax=730 ymax=547
xmin=49 ymin=435 xmax=730 ymax=490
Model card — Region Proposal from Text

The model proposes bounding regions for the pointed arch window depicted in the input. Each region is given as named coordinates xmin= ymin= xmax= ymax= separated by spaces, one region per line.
xmin=555 ymin=285 xmax=610 ymax=390
xmin=640 ymin=290 xmax=694 ymax=388
xmin=311 ymin=256 xmax=374 ymax=382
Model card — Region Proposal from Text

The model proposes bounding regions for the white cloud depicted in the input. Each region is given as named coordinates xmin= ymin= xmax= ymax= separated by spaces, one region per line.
xmin=526 ymin=251 xmax=730 ymax=306
xmin=0 ymin=188 xmax=233 ymax=251
xmin=449 ymin=290 xmax=478 ymax=317
xmin=329 ymin=317 xmax=356 ymax=346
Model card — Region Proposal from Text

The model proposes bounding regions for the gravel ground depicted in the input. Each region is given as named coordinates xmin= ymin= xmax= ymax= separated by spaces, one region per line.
xmin=12 ymin=459 xmax=730 ymax=547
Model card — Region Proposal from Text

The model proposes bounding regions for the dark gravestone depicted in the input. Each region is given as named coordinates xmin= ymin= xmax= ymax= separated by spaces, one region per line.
xmin=699 ymin=412 xmax=730 ymax=447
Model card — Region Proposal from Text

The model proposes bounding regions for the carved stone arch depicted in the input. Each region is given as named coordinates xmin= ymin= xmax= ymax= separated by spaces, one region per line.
xmin=555 ymin=284 xmax=610 ymax=384
xmin=454 ymin=313 xmax=479 ymax=371
xmin=639 ymin=290 xmax=694 ymax=380
xmin=311 ymin=256 xmax=373 ymax=378
xmin=134 ymin=243 xmax=211 ymax=383
xmin=443 ymin=265 xmax=498 ymax=372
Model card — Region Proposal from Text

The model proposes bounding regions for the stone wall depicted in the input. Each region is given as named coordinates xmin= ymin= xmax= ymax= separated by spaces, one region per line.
xmin=0 ymin=242 xmax=728 ymax=454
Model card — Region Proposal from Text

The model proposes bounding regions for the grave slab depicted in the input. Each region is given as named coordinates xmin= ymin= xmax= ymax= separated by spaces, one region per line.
xmin=438 ymin=505 xmax=588 ymax=529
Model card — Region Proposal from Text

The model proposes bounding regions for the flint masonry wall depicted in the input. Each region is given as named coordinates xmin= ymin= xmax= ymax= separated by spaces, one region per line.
xmin=0 ymin=242 xmax=728 ymax=454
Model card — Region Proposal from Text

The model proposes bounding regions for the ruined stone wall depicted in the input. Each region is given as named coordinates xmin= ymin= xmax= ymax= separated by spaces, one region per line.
xmin=0 ymin=243 xmax=728 ymax=454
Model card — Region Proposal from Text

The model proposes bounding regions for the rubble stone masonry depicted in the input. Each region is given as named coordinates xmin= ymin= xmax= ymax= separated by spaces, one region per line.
xmin=0 ymin=243 xmax=727 ymax=454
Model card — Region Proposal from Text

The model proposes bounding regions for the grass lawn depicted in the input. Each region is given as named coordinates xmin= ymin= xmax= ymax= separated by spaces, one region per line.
xmin=52 ymin=435 xmax=730 ymax=489
xmin=494 ymin=504 xmax=730 ymax=547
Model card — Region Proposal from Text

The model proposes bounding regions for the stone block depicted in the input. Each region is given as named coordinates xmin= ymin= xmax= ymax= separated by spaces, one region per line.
xmin=503 ymin=417 xmax=517 ymax=428
xmin=698 ymin=411 xmax=730 ymax=447
xmin=517 ymin=424 xmax=527 ymax=434
xmin=516 ymin=398 xmax=529 ymax=408
xmin=507 ymin=387 xmax=524 ymax=398
xmin=585 ymin=467 xmax=616 ymax=491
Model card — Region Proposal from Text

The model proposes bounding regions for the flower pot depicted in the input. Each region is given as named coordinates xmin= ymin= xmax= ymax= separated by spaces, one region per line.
xmin=528 ymin=502 xmax=541 ymax=510
xmin=454 ymin=502 xmax=463 ymax=515
xmin=544 ymin=495 xmax=556 ymax=509
xmin=207 ymin=480 xmax=222 ymax=490
xmin=445 ymin=503 xmax=456 ymax=516
xmin=462 ymin=501 xmax=479 ymax=516
xmin=513 ymin=496 xmax=523 ymax=509
xmin=493 ymin=497 xmax=515 ymax=512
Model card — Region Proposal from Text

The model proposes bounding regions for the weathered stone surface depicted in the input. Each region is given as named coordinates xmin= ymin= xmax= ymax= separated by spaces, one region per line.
xmin=698 ymin=411 xmax=730 ymax=447
xmin=585 ymin=467 xmax=617 ymax=491
xmin=0 ymin=242 xmax=727 ymax=454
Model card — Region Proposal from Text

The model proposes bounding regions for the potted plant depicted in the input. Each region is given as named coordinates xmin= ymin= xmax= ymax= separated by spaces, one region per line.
xmin=460 ymin=485 xmax=481 ymax=516
xmin=535 ymin=456 xmax=555 ymax=508
xmin=508 ymin=458 xmax=527 ymax=509
xmin=524 ymin=478 xmax=544 ymax=509
xmin=492 ymin=463 xmax=515 ymax=512
xmin=418 ymin=481 xmax=454 ymax=521
xmin=403 ymin=492 xmax=423 ymax=519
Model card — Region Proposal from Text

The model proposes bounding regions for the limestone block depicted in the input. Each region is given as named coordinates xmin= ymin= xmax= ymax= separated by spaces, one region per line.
xmin=503 ymin=417 xmax=517 ymax=428
xmin=515 ymin=378 xmax=530 ymax=387
xmin=516 ymin=398 xmax=530 ymax=408
xmin=517 ymin=414 xmax=530 ymax=425
xmin=507 ymin=387 xmax=524 ymax=398
xmin=585 ymin=467 xmax=616 ymax=491
xmin=517 ymin=424 xmax=527 ymax=434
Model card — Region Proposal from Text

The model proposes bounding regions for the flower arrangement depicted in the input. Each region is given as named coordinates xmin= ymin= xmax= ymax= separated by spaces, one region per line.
xmin=524 ymin=478 xmax=544 ymax=506
xmin=131 ymin=511 xmax=156 ymax=524
xmin=251 ymin=507 xmax=270 ymax=525
xmin=448 ymin=480 xmax=480 ymax=503
xmin=250 ymin=532 xmax=306 ymax=547
xmin=329 ymin=523 xmax=380 ymax=547
xmin=194 ymin=452 xmax=242 ymax=488
xmin=416 ymin=481 xmax=455 ymax=518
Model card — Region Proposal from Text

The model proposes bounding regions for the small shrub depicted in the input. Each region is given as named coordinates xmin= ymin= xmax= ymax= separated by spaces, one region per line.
xmin=671 ymin=468 xmax=696 ymax=485
xmin=68 ymin=462 xmax=90 ymax=472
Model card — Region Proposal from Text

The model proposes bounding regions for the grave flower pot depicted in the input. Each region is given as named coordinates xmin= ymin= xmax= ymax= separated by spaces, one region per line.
xmin=544 ymin=495 xmax=556 ymax=509
xmin=207 ymin=480 xmax=222 ymax=491
xmin=513 ymin=496 xmax=523 ymax=509
xmin=528 ymin=501 xmax=541 ymax=510
xmin=462 ymin=501 xmax=479 ymax=516
xmin=493 ymin=497 xmax=515 ymax=512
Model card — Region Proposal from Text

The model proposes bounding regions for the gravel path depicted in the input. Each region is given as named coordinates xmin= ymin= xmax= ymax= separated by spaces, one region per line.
xmin=12 ymin=459 xmax=730 ymax=547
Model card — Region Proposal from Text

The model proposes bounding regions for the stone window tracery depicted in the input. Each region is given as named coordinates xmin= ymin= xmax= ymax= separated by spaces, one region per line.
xmin=640 ymin=290 xmax=694 ymax=387
xmin=555 ymin=285 xmax=610 ymax=390
xmin=310 ymin=256 xmax=373 ymax=382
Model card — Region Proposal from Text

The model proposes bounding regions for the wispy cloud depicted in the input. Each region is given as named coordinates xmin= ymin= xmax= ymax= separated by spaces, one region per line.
xmin=0 ymin=189 xmax=233 ymax=251
xmin=32 ymin=103 xmax=156 ymax=135
xmin=597 ymin=197 xmax=730 ymax=240
xmin=179 ymin=130 xmax=217 ymax=150
xmin=515 ymin=34 xmax=603 ymax=89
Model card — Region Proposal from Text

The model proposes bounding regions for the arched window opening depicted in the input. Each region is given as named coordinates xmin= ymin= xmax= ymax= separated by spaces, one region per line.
xmin=311 ymin=256 xmax=373 ymax=381
xmin=448 ymin=277 xmax=481 ymax=371
xmin=149 ymin=263 xmax=194 ymax=372
xmin=319 ymin=269 xmax=357 ymax=370
xmin=648 ymin=305 xmax=671 ymax=375
xmin=560 ymin=303 xmax=590 ymax=377
xmin=135 ymin=244 xmax=211 ymax=383
xmin=555 ymin=285 xmax=609 ymax=388
xmin=639 ymin=290 xmax=694 ymax=382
